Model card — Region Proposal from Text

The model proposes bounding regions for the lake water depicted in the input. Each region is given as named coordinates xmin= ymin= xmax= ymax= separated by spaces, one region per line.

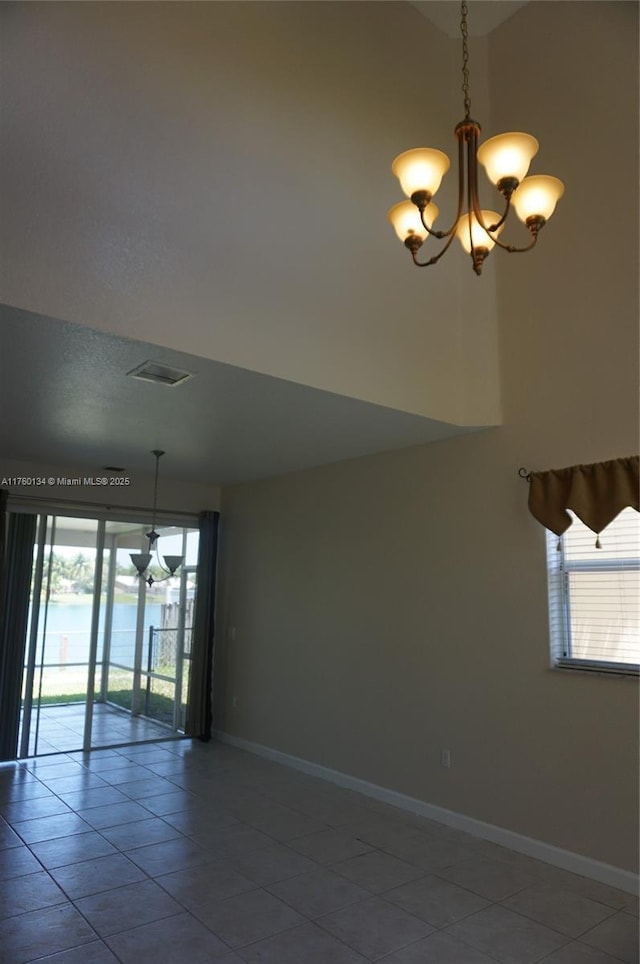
xmin=36 ymin=602 xmax=163 ymax=664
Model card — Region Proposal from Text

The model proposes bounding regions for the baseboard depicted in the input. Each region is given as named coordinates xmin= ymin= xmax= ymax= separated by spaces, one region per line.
xmin=215 ymin=730 xmax=638 ymax=896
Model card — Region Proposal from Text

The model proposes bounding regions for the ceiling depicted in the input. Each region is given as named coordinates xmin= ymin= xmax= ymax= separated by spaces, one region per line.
xmin=0 ymin=306 xmax=476 ymax=485
xmin=412 ymin=1 xmax=529 ymax=37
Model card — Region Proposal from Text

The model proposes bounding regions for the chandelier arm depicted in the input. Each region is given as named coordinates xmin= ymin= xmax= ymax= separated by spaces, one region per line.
xmin=472 ymin=215 xmax=540 ymax=253
xmin=155 ymin=553 xmax=172 ymax=575
xmin=410 ymin=228 xmax=460 ymax=267
xmin=418 ymin=132 xmax=467 ymax=241
xmin=144 ymin=571 xmax=174 ymax=586
xmin=418 ymin=206 xmax=447 ymax=240
xmin=502 ymin=232 xmax=540 ymax=254
xmin=467 ymin=130 xmax=479 ymax=254
xmin=467 ymin=131 xmax=511 ymax=249
xmin=447 ymin=130 xmax=468 ymax=237
xmin=472 ymin=216 xmax=540 ymax=253
xmin=143 ymin=547 xmax=177 ymax=585
xmin=464 ymin=128 xmax=494 ymax=274
xmin=466 ymin=138 xmax=539 ymax=254
xmin=485 ymin=195 xmax=512 ymax=232
xmin=470 ymin=175 xmax=541 ymax=253
xmin=469 ymin=126 xmax=484 ymax=214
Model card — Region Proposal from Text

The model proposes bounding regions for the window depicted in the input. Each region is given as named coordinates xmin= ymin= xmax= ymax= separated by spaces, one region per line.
xmin=547 ymin=507 xmax=640 ymax=674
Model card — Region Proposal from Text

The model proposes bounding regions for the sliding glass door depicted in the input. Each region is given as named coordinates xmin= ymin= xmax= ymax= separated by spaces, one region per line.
xmin=102 ymin=525 xmax=199 ymax=738
xmin=20 ymin=516 xmax=103 ymax=756
xmin=18 ymin=512 xmax=199 ymax=757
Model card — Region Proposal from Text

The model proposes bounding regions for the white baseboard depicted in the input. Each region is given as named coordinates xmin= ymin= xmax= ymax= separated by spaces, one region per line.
xmin=215 ymin=730 xmax=638 ymax=896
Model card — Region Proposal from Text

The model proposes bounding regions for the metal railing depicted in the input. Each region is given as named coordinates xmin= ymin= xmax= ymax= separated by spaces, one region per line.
xmin=143 ymin=625 xmax=191 ymax=730
xmin=24 ymin=625 xmax=191 ymax=732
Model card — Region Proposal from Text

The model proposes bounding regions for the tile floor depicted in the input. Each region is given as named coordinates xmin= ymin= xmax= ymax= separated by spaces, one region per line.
xmin=0 ymin=740 xmax=637 ymax=963
xmin=21 ymin=703 xmax=174 ymax=756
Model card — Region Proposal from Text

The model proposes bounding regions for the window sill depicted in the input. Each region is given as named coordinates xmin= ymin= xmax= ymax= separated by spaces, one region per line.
xmin=552 ymin=658 xmax=639 ymax=678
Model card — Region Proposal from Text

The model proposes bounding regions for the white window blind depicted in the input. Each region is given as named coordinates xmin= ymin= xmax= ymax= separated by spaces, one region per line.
xmin=547 ymin=507 xmax=640 ymax=674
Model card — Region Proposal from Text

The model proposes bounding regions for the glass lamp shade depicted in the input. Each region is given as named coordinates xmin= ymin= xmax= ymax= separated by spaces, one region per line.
xmin=130 ymin=552 xmax=152 ymax=575
xmin=455 ymin=211 xmax=504 ymax=253
xmin=392 ymin=148 xmax=450 ymax=198
xmin=388 ymin=200 xmax=439 ymax=243
xmin=477 ymin=132 xmax=539 ymax=185
xmin=163 ymin=555 xmax=184 ymax=575
xmin=512 ymin=175 xmax=565 ymax=222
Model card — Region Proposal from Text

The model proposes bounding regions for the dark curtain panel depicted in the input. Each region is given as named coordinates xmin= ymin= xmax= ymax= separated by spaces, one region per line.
xmin=0 ymin=511 xmax=37 ymax=761
xmin=0 ymin=489 xmax=7 ymax=626
xmin=186 ymin=510 xmax=220 ymax=740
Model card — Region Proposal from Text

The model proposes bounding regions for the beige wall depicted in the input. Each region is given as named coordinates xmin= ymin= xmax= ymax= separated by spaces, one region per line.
xmin=216 ymin=1 xmax=638 ymax=872
xmin=0 ymin=1 xmax=500 ymax=426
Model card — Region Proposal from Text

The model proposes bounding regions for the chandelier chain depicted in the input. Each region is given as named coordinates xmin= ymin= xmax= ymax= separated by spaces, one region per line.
xmin=461 ymin=0 xmax=471 ymax=119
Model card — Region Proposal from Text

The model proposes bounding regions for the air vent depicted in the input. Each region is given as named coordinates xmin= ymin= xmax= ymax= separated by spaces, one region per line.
xmin=127 ymin=361 xmax=194 ymax=388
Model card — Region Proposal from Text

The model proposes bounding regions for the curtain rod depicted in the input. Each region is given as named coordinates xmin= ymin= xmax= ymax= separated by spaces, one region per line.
xmin=6 ymin=492 xmax=200 ymax=524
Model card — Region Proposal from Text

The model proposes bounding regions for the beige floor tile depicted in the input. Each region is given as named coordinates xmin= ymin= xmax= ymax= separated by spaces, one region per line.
xmin=192 ymin=888 xmax=305 ymax=947
xmin=378 ymin=929 xmax=502 ymax=962
xmin=384 ymin=874 xmax=490 ymax=928
xmin=74 ymin=878 xmax=184 ymax=937
xmin=237 ymin=920 xmax=369 ymax=963
xmin=502 ymin=883 xmax=618 ymax=937
xmin=317 ymin=894 xmax=433 ymax=959
xmin=332 ymin=849 xmax=425 ymax=894
xmin=437 ymin=855 xmax=540 ymax=901
xmin=0 ymin=741 xmax=633 ymax=964
xmin=268 ymin=867 xmax=369 ymax=917
xmin=445 ymin=904 xmax=568 ymax=962
xmin=580 ymin=912 xmax=639 ymax=963
xmin=105 ymin=911 xmax=235 ymax=963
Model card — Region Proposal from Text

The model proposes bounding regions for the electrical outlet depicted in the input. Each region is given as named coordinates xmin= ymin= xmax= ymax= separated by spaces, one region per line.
xmin=441 ymin=748 xmax=451 ymax=769
xmin=229 ymin=626 xmax=237 ymax=641
xmin=232 ymin=696 xmax=239 ymax=709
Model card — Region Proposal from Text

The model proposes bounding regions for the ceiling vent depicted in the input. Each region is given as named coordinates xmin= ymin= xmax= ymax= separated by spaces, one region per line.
xmin=126 ymin=361 xmax=194 ymax=388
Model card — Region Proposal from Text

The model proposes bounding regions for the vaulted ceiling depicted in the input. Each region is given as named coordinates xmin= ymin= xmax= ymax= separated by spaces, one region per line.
xmin=0 ymin=2 xmax=532 ymax=484
xmin=412 ymin=1 xmax=528 ymax=37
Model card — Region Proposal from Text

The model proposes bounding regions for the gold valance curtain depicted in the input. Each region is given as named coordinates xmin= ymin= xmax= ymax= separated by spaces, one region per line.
xmin=528 ymin=456 xmax=639 ymax=539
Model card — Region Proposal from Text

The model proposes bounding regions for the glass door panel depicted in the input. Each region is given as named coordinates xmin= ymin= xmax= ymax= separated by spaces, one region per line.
xmin=19 ymin=515 xmax=199 ymax=756
xmin=103 ymin=522 xmax=199 ymax=742
xmin=102 ymin=522 xmax=144 ymax=722
xmin=20 ymin=517 xmax=100 ymax=756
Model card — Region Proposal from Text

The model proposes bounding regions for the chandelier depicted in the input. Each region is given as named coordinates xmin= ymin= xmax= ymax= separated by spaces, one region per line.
xmin=130 ymin=450 xmax=184 ymax=586
xmin=388 ymin=0 xmax=564 ymax=275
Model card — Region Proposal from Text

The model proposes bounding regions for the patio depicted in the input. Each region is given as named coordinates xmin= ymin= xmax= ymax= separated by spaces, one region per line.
xmin=21 ymin=702 xmax=178 ymax=757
